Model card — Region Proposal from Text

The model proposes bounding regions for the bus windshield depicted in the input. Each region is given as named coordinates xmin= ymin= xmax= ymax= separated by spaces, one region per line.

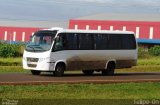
xmin=25 ymin=30 xmax=57 ymax=52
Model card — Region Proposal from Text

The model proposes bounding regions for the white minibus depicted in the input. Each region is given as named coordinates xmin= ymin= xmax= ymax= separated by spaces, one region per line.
xmin=23 ymin=27 xmax=137 ymax=76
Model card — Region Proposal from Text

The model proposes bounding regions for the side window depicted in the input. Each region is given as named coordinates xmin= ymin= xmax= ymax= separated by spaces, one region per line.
xmin=122 ymin=34 xmax=136 ymax=49
xmin=95 ymin=34 xmax=108 ymax=50
xmin=79 ymin=33 xmax=94 ymax=50
xmin=53 ymin=33 xmax=67 ymax=51
xmin=108 ymin=34 xmax=122 ymax=50
xmin=66 ymin=33 xmax=79 ymax=50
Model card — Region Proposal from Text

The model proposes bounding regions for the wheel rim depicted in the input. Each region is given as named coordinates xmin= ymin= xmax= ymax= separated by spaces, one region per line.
xmin=55 ymin=65 xmax=64 ymax=76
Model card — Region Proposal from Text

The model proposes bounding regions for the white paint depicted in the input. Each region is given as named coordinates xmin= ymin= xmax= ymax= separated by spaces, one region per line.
xmin=86 ymin=25 xmax=89 ymax=30
xmin=98 ymin=26 xmax=101 ymax=30
xmin=149 ymin=27 xmax=154 ymax=39
xmin=110 ymin=26 xmax=114 ymax=31
xmin=74 ymin=25 xmax=78 ymax=30
xmin=13 ymin=32 xmax=16 ymax=41
xmin=136 ymin=27 xmax=140 ymax=38
xmin=22 ymin=32 xmax=25 ymax=42
xmin=4 ymin=31 xmax=7 ymax=40
xmin=123 ymin=26 xmax=126 ymax=31
xmin=32 ymin=32 xmax=34 ymax=36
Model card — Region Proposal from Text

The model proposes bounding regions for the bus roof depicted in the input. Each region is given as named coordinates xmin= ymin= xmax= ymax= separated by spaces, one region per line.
xmin=60 ymin=29 xmax=134 ymax=34
xmin=43 ymin=27 xmax=135 ymax=34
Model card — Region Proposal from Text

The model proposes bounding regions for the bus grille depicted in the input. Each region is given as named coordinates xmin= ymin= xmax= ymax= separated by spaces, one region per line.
xmin=27 ymin=64 xmax=37 ymax=68
xmin=27 ymin=58 xmax=39 ymax=62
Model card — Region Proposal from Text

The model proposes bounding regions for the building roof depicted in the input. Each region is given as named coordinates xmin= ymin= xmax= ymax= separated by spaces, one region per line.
xmin=0 ymin=20 xmax=68 ymax=28
xmin=75 ymin=13 xmax=160 ymax=22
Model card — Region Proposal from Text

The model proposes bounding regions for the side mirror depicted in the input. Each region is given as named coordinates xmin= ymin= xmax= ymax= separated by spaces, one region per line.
xmin=30 ymin=36 xmax=33 ymax=42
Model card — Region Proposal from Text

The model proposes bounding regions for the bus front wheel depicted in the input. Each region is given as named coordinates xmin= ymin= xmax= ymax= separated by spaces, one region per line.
xmin=31 ymin=70 xmax=41 ymax=75
xmin=54 ymin=64 xmax=65 ymax=77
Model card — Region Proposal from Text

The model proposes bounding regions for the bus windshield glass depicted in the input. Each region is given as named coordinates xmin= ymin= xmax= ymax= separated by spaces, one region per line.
xmin=25 ymin=30 xmax=57 ymax=52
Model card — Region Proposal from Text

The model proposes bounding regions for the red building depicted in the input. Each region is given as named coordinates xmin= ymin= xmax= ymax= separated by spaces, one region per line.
xmin=69 ymin=19 xmax=160 ymax=48
xmin=0 ymin=26 xmax=40 ymax=42
xmin=0 ymin=19 xmax=67 ymax=42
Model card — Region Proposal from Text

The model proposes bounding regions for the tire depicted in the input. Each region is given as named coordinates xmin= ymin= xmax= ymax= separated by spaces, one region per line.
xmin=82 ymin=70 xmax=94 ymax=75
xmin=102 ymin=62 xmax=115 ymax=76
xmin=54 ymin=64 xmax=65 ymax=77
xmin=31 ymin=70 xmax=41 ymax=75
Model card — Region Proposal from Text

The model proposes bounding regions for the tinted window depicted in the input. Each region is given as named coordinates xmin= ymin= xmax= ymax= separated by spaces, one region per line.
xmin=79 ymin=33 xmax=94 ymax=50
xmin=54 ymin=33 xmax=94 ymax=50
xmin=122 ymin=34 xmax=136 ymax=49
xmin=95 ymin=34 xmax=108 ymax=50
xmin=66 ymin=33 xmax=79 ymax=50
xmin=53 ymin=33 xmax=136 ymax=51
xmin=108 ymin=34 xmax=122 ymax=49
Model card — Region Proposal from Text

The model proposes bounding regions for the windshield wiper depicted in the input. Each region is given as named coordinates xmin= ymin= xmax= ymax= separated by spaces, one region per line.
xmin=27 ymin=46 xmax=35 ymax=52
xmin=34 ymin=46 xmax=45 ymax=51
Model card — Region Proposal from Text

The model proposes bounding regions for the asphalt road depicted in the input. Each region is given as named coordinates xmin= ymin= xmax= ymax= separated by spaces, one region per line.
xmin=0 ymin=72 xmax=160 ymax=85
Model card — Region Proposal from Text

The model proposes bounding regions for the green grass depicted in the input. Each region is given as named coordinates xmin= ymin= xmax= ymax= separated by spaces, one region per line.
xmin=0 ymin=83 xmax=160 ymax=99
xmin=138 ymin=58 xmax=160 ymax=66
xmin=0 ymin=57 xmax=22 ymax=66
xmin=117 ymin=65 xmax=160 ymax=73
xmin=0 ymin=66 xmax=24 ymax=73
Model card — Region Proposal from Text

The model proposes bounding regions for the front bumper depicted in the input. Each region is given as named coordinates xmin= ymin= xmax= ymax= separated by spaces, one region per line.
xmin=23 ymin=57 xmax=53 ymax=71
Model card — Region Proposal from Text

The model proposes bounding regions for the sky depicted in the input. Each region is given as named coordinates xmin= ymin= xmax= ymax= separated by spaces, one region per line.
xmin=0 ymin=0 xmax=160 ymax=21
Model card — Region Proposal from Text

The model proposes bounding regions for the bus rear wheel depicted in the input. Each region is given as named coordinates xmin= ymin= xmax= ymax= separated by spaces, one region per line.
xmin=102 ymin=62 xmax=115 ymax=76
xmin=31 ymin=70 xmax=41 ymax=75
xmin=82 ymin=70 xmax=94 ymax=75
xmin=54 ymin=64 xmax=65 ymax=77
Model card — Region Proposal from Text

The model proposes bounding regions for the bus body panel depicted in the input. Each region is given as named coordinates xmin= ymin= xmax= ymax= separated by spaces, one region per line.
xmin=50 ymin=50 xmax=137 ymax=71
xmin=23 ymin=28 xmax=138 ymax=73
xmin=23 ymin=49 xmax=137 ymax=71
